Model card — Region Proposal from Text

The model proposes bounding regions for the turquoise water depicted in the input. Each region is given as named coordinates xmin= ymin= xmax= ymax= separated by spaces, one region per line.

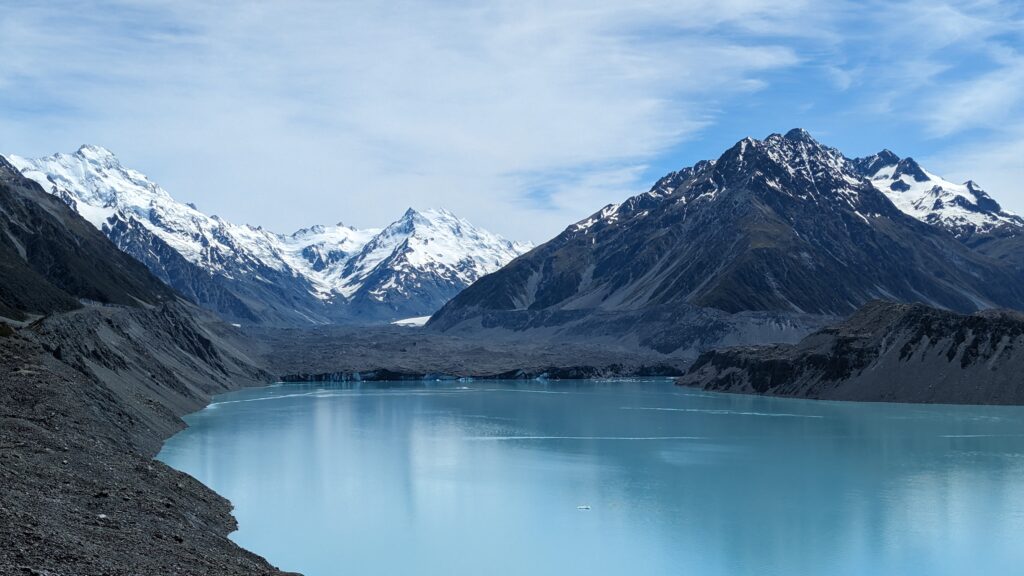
xmin=158 ymin=379 xmax=1024 ymax=576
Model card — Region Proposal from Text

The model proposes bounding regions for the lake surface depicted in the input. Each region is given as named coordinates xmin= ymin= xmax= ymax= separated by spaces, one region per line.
xmin=158 ymin=379 xmax=1024 ymax=576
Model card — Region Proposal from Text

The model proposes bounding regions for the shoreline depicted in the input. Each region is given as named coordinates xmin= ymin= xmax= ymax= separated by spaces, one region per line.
xmin=674 ymin=379 xmax=1024 ymax=408
xmin=0 ymin=304 xmax=296 ymax=576
xmin=8 ymin=300 xmax=1024 ymax=574
xmin=279 ymin=364 xmax=684 ymax=383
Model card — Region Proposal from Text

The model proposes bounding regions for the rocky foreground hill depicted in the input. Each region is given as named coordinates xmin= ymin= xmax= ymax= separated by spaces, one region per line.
xmin=678 ymin=300 xmax=1024 ymax=405
xmin=0 ymin=304 xmax=294 ymax=576
xmin=0 ymin=156 xmax=290 ymax=574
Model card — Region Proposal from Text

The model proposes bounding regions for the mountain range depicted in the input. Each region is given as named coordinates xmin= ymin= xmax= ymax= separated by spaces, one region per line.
xmin=6 ymin=146 xmax=531 ymax=325
xmin=7 ymin=130 xmax=1022 ymax=352
xmin=429 ymin=129 xmax=1024 ymax=353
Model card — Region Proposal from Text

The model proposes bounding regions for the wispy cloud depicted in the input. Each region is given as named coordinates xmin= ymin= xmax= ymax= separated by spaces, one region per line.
xmin=0 ymin=0 xmax=823 ymax=239
xmin=0 ymin=0 xmax=1021 ymax=238
xmin=856 ymin=0 xmax=1024 ymax=208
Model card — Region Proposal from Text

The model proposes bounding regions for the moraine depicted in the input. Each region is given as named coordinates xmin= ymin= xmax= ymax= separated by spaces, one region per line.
xmin=158 ymin=379 xmax=1024 ymax=576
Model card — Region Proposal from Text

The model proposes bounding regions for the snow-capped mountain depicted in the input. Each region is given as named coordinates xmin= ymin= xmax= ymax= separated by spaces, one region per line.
xmin=431 ymin=129 xmax=1024 ymax=341
xmin=851 ymin=150 xmax=1024 ymax=239
xmin=6 ymin=146 xmax=531 ymax=325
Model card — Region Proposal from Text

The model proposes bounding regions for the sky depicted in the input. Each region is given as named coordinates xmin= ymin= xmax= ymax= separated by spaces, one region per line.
xmin=1 ymin=0 xmax=1022 ymax=242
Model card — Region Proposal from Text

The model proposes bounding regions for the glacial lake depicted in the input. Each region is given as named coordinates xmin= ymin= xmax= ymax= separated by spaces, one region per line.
xmin=158 ymin=379 xmax=1024 ymax=576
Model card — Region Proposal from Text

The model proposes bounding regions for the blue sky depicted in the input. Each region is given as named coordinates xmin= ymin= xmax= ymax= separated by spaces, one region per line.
xmin=1 ymin=1 xmax=1022 ymax=241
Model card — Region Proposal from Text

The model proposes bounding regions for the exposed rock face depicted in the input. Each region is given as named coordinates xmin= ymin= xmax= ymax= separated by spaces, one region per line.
xmin=0 ymin=303 xmax=292 ymax=576
xmin=678 ymin=301 xmax=1024 ymax=405
xmin=0 ymin=155 xmax=174 ymax=320
xmin=430 ymin=130 xmax=1024 ymax=353
xmin=248 ymin=323 xmax=691 ymax=381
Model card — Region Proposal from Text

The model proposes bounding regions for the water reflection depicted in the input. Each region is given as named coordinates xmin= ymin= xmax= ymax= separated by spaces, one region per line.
xmin=159 ymin=380 xmax=1024 ymax=576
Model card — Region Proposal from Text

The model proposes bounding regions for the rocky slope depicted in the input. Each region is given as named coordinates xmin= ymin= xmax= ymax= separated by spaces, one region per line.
xmin=249 ymin=323 xmax=689 ymax=381
xmin=0 ymin=303 xmax=292 ymax=576
xmin=430 ymin=129 xmax=1024 ymax=352
xmin=678 ymin=300 xmax=1024 ymax=404
xmin=0 ymin=156 xmax=175 ymax=320
xmin=8 ymin=146 xmax=530 ymax=325
xmin=0 ymin=155 xmax=289 ymax=574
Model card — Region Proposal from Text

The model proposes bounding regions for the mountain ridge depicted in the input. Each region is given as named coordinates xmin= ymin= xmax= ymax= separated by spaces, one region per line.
xmin=0 ymin=155 xmax=176 ymax=319
xmin=7 ymin=147 xmax=531 ymax=325
xmin=851 ymin=149 xmax=1023 ymax=239
xmin=429 ymin=129 xmax=1024 ymax=353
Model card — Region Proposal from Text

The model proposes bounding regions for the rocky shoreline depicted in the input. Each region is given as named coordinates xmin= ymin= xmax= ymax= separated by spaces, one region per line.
xmin=1 ymin=305 xmax=691 ymax=575
xmin=249 ymin=323 xmax=690 ymax=382
xmin=6 ymin=299 xmax=1024 ymax=575
xmin=279 ymin=364 xmax=683 ymax=383
xmin=0 ymin=304 xmax=295 ymax=576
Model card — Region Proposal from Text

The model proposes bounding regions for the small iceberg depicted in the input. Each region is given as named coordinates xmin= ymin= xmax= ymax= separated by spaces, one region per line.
xmin=391 ymin=316 xmax=431 ymax=327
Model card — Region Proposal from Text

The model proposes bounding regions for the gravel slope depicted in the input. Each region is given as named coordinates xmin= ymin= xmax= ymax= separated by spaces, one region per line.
xmin=678 ymin=300 xmax=1024 ymax=404
xmin=0 ymin=303 xmax=294 ymax=576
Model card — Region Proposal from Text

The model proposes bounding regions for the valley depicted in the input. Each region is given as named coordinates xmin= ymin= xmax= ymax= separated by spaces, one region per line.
xmin=7 ymin=2 xmax=1023 ymax=574
xmin=3 ymin=128 xmax=1024 ymax=575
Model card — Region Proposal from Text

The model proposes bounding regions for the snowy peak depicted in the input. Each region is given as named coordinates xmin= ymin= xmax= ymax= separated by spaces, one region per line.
xmin=891 ymin=157 xmax=929 ymax=183
xmin=8 ymin=146 xmax=295 ymax=278
xmin=571 ymin=129 xmax=874 ymax=237
xmin=570 ymin=128 xmax=1022 ymax=255
xmin=333 ymin=207 xmax=532 ymax=303
xmin=76 ymin=144 xmax=117 ymax=163
xmin=851 ymin=149 xmax=899 ymax=175
xmin=694 ymin=129 xmax=869 ymax=211
xmin=852 ymin=149 xmax=1023 ymax=238
xmin=716 ymin=129 xmax=855 ymax=189
xmin=7 ymin=146 xmax=532 ymax=324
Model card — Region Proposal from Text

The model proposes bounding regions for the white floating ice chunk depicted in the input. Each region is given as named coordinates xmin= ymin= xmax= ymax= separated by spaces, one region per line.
xmin=391 ymin=316 xmax=431 ymax=327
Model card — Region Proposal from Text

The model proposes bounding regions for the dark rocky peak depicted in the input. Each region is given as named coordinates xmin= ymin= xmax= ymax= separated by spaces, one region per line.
xmin=892 ymin=157 xmax=929 ymax=182
xmin=759 ymin=129 xmax=845 ymax=166
xmin=783 ymin=127 xmax=816 ymax=143
xmin=655 ymin=129 xmax=847 ymax=202
xmin=649 ymin=159 xmax=716 ymax=196
xmin=714 ymin=129 xmax=855 ymax=194
xmin=851 ymin=149 xmax=900 ymax=175
xmin=712 ymin=136 xmax=762 ymax=181
xmin=965 ymin=181 xmax=1003 ymax=213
